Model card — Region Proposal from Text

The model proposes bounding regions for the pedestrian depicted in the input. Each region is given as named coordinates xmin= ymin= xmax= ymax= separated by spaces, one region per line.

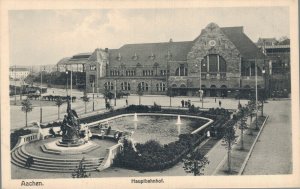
xmin=219 ymin=100 xmax=221 ymax=107
xmin=181 ymin=100 xmax=184 ymax=107
xmin=25 ymin=156 xmax=34 ymax=168
xmin=126 ymin=99 xmax=128 ymax=106
xmin=215 ymin=98 xmax=216 ymax=103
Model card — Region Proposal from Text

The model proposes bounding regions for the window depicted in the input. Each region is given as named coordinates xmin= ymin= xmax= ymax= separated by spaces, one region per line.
xmin=175 ymin=64 xmax=188 ymax=76
xmin=138 ymin=82 xmax=149 ymax=91
xmin=89 ymin=75 xmax=95 ymax=83
xmin=104 ymin=82 xmax=114 ymax=90
xmin=201 ymin=54 xmax=227 ymax=78
xmin=121 ymin=82 xmax=131 ymax=91
xmin=156 ymin=82 xmax=166 ymax=91
xmin=126 ymin=70 xmax=136 ymax=76
xmin=110 ymin=70 xmax=120 ymax=76
xmin=143 ymin=70 xmax=153 ymax=76
xmin=90 ymin=65 xmax=96 ymax=71
xmin=160 ymin=70 xmax=169 ymax=76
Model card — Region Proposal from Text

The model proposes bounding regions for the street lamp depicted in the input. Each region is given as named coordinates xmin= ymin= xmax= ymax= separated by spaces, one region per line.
xmin=14 ymin=65 xmax=17 ymax=105
xmin=114 ymin=80 xmax=117 ymax=106
xmin=66 ymin=68 xmax=73 ymax=108
xmin=261 ymin=68 xmax=266 ymax=116
xmin=40 ymin=66 xmax=44 ymax=123
xmin=92 ymin=81 xmax=95 ymax=111
xmin=255 ymin=59 xmax=259 ymax=130
xmin=196 ymin=59 xmax=205 ymax=108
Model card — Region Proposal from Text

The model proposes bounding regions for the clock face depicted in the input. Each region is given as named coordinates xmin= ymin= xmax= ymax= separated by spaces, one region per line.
xmin=209 ymin=40 xmax=216 ymax=47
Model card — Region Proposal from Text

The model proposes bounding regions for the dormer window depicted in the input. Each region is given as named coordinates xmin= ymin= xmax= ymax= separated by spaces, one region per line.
xmin=149 ymin=52 xmax=155 ymax=60
xmin=116 ymin=53 xmax=122 ymax=61
xmin=132 ymin=53 xmax=138 ymax=60
xmin=165 ymin=51 xmax=172 ymax=60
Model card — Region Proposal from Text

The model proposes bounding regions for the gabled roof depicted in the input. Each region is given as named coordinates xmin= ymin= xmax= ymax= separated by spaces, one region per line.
xmin=221 ymin=27 xmax=266 ymax=59
xmin=108 ymin=41 xmax=193 ymax=67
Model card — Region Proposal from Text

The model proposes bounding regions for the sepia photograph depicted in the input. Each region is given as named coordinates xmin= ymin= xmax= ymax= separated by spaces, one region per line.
xmin=1 ymin=0 xmax=299 ymax=188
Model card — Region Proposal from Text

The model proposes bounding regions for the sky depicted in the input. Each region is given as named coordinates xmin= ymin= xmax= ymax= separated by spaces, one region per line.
xmin=8 ymin=7 xmax=289 ymax=67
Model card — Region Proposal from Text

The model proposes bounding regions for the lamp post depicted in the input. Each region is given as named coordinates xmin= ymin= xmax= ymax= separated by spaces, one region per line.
xmin=14 ymin=65 xmax=17 ymax=105
xmin=40 ymin=66 xmax=43 ymax=123
xmin=92 ymin=81 xmax=95 ymax=111
xmin=261 ymin=68 xmax=266 ymax=116
xmin=66 ymin=68 xmax=73 ymax=108
xmin=255 ymin=59 xmax=258 ymax=130
xmin=196 ymin=59 xmax=204 ymax=108
xmin=114 ymin=80 xmax=117 ymax=106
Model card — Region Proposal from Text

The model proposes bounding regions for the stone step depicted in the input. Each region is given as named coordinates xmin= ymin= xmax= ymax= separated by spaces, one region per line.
xmin=11 ymin=147 xmax=104 ymax=173
xmin=17 ymin=148 xmax=103 ymax=166
xmin=19 ymin=146 xmax=101 ymax=162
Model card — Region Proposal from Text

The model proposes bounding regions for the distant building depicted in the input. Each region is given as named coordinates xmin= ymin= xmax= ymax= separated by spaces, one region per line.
xmin=57 ymin=23 xmax=269 ymax=98
xmin=9 ymin=67 xmax=30 ymax=80
xmin=256 ymin=38 xmax=290 ymax=97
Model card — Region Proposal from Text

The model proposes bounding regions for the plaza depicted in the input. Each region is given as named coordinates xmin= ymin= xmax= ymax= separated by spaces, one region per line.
xmin=6 ymin=7 xmax=294 ymax=184
xmin=9 ymin=82 xmax=292 ymax=178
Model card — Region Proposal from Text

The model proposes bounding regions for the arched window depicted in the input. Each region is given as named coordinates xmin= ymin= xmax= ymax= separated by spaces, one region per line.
xmin=202 ymin=54 xmax=227 ymax=78
xmin=156 ymin=82 xmax=166 ymax=91
xmin=104 ymin=82 xmax=114 ymax=90
xmin=138 ymin=82 xmax=149 ymax=91
xmin=121 ymin=82 xmax=131 ymax=91
xmin=175 ymin=64 xmax=188 ymax=76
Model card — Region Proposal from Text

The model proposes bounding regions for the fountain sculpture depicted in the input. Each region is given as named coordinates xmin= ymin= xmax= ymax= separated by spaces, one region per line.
xmin=133 ymin=113 xmax=138 ymax=121
xmin=57 ymin=99 xmax=85 ymax=147
xmin=176 ymin=115 xmax=182 ymax=125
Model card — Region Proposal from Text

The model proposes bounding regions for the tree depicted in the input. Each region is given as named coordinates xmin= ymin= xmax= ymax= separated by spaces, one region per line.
xmin=137 ymin=84 xmax=143 ymax=105
xmin=103 ymin=89 xmax=114 ymax=103
xmin=72 ymin=157 xmax=91 ymax=178
xmin=55 ymin=97 xmax=64 ymax=120
xmin=183 ymin=149 xmax=209 ymax=176
xmin=239 ymin=116 xmax=248 ymax=150
xmin=21 ymin=98 xmax=33 ymax=127
xmin=82 ymin=95 xmax=90 ymax=114
xmin=222 ymin=125 xmax=237 ymax=174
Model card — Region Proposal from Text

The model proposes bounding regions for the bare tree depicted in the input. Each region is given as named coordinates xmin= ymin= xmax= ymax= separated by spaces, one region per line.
xmin=82 ymin=95 xmax=90 ymax=114
xmin=183 ymin=149 xmax=209 ymax=176
xmin=55 ymin=97 xmax=64 ymax=119
xmin=72 ymin=157 xmax=91 ymax=178
xmin=21 ymin=98 xmax=33 ymax=127
xmin=137 ymin=84 xmax=143 ymax=105
xmin=222 ymin=125 xmax=237 ymax=174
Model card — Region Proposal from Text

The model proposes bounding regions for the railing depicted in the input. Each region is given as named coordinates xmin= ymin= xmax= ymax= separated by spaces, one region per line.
xmin=11 ymin=133 xmax=40 ymax=151
xmin=97 ymin=143 xmax=123 ymax=171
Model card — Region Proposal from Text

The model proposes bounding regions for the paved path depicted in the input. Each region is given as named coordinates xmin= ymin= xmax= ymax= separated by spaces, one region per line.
xmin=243 ymin=100 xmax=292 ymax=175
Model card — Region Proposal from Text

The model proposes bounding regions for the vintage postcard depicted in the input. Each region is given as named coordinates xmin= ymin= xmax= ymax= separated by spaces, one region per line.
xmin=1 ymin=0 xmax=299 ymax=188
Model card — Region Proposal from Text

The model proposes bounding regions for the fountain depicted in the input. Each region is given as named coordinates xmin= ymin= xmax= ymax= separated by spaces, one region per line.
xmin=133 ymin=113 xmax=138 ymax=121
xmin=176 ymin=115 xmax=182 ymax=125
xmin=57 ymin=99 xmax=85 ymax=147
xmin=177 ymin=124 xmax=181 ymax=135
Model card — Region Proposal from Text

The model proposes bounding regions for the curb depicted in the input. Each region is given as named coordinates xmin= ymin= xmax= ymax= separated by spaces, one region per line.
xmin=238 ymin=115 xmax=269 ymax=175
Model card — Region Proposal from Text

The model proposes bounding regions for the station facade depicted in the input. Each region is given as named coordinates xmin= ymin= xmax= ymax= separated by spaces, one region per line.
xmin=60 ymin=23 xmax=268 ymax=98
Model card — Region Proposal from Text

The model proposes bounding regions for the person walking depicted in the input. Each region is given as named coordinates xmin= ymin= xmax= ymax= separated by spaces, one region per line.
xmin=125 ymin=99 xmax=128 ymax=106
xmin=219 ymin=100 xmax=222 ymax=107
xmin=181 ymin=100 xmax=184 ymax=107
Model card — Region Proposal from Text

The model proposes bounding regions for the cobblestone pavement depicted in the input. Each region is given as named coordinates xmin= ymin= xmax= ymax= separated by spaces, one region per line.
xmin=243 ymin=100 xmax=292 ymax=175
xmin=10 ymin=88 xmax=248 ymax=130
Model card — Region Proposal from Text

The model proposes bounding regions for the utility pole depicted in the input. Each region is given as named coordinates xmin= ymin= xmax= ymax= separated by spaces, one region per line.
xmin=114 ymin=80 xmax=117 ymax=106
xmin=92 ymin=81 xmax=95 ymax=111
xmin=255 ymin=58 xmax=258 ymax=130
xmin=14 ymin=65 xmax=17 ymax=105
xmin=40 ymin=66 xmax=43 ymax=123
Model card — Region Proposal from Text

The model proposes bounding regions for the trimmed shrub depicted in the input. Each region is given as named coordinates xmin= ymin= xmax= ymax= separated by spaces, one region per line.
xmin=10 ymin=129 xmax=32 ymax=150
